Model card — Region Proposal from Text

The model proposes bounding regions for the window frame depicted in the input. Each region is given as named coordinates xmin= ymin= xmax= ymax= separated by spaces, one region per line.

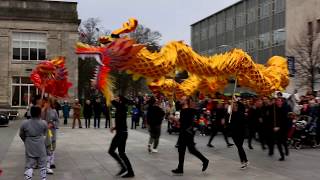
xmin=11 ymin=32 xmax=48 ymax=62
xmin=11 ymin=77 xmax=38 ymax=107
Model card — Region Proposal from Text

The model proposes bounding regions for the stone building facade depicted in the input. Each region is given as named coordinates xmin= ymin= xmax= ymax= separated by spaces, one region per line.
xmin=0 ymin=0 xmax=80 ymax=109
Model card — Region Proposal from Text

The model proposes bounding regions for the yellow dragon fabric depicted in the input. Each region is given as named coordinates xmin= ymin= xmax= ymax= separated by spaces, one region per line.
xmin=76 ymin=18 xmax=289 ymax=99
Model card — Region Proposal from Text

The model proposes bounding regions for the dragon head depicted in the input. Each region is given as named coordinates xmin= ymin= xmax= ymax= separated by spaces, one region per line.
xmin=76 ymin=18 xmax=139 ymax=104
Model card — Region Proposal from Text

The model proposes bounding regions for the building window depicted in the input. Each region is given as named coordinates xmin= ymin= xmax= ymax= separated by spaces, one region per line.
xmin=247 ymin=8 xmax=257 ymax=24
xmin=308 ymin=21 xmax=313 ymax=35
xmin=272 ymin=29 xmax=285 ymax=46
xmin=11 ymin=77 xmax=38 ymax=107
xmin=236 ymin=12 xmax=246 ymax=27
xmin=274 ymin=0 xmax=285 ymax=13
xmin=201 ymin=26 xmax=208 ymax=41
xmin=12 ymin=32 xmax=47 ymax=61
xmin=259 ymin=2 xmax=271 ymax=19
xmin=317 ymin=19 xmax=320 ymax=33
xmin=209 ymin=23 xmax=216 ymax=38
xmin=217 ymin=21 xmax=225 ymax=35
xmin=259 ymin=32 xmax=271 ymax=49
xmin=247 ymin=37 xmax=257 ymax=51
xmin=192 ymin=27 xmax=200 ymax=43
xmin=235 ymin=41 xmax=246 ymax=51
xmin=226 ymin=16 xmax=234 ymax=31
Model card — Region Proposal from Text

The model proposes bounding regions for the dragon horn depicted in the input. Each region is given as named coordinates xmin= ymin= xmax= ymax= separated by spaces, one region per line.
xmin=111 ymin=18 xmax=138 ymax=35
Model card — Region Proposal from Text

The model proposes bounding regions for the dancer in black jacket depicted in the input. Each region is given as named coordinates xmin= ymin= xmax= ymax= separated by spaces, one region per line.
xmin=108 ymin=96 xmax=134 ymax=178
xmin=172 ymin=96 xmax=209 ymax=175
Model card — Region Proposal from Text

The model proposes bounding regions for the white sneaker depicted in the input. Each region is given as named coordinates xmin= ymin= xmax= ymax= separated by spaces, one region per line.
xmin=151 ymin=149 xmax=158 ymax=153
xmin=240 ymin=162 xmax=249 ymax=170
xmin=47 ymin=168 xmax=54 ymax=174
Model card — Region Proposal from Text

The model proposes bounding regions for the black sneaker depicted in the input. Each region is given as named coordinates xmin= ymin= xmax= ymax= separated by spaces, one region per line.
xmin=207 ymin=144 xmax=214 ymax=148
xmin=171 ymin=168 xmax=183 ymax=175
xmin=249 ymin=145 xmax=254 ymax=150
xmin=50 ymin=164 xmax=56 ymax=169
xmin=202 ymin=159 xmax=209 ymax=172
xmin=121 ymin=172 xmax=135 ymax=178
xmin=278 ymin=157 xmax=285 ymax=161
xmin=116 ymin=169 xmax=127 ymax=176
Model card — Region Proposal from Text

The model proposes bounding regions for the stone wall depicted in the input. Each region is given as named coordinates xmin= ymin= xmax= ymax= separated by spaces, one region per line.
xmin=0 ymin=0 xmax=79 ymax=109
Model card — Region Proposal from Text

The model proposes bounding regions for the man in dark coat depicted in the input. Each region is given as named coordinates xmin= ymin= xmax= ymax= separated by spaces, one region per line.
xmin=147 ymin=97 xmax=165 ymax=153
xmin=172 ymin=96 xmax=209 ymax=175
xmin=268 ymin=98 xmax=290 ymax=161
xmin=93 ymin=98 xmax=102 ymax=128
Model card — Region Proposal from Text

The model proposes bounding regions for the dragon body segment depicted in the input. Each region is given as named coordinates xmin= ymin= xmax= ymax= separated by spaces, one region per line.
xmin=76 ymin=18 xmax=289 ymax=101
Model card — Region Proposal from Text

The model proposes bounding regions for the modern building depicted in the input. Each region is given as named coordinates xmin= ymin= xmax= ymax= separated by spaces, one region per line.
xmin=0 ymin=0 xmax=80 ymax=109
xmin=191 ymin=0 xmax=320 ymax=93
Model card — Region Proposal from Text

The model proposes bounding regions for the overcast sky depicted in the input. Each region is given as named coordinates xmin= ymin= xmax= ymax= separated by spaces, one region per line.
xmin=63 ymin=0 xmax=240 ymax=45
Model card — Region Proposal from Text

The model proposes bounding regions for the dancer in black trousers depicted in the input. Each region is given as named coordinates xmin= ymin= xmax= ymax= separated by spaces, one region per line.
xmin=172 ymin=96 xmax=209 ymax=175
xmin=108 ymin=96 xmax=134 ymax=178
xmin=268 ymin=98 xmax=289 ymax=161
xmin=228 ymin=99 xmax=249 ymax=169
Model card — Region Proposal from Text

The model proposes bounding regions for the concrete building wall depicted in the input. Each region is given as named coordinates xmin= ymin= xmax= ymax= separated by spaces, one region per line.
xmin=285 ymin=0 xmax=320 ymax=93
xmin=0 ymin=0 xmax=79 ymax=108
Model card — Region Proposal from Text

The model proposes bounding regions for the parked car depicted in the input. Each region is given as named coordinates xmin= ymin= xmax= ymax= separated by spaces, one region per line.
xmin=0 ymin=112 xmax=9 ymax=126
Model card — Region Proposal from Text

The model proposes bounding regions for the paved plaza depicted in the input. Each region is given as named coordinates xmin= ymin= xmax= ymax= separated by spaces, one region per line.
xmin=1 ymin=119 xmax=320 ymax=180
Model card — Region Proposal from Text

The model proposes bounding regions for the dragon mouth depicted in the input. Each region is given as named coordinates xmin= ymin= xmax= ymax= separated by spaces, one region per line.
xmin=78 ymin=53 xmax=104 ymax=66
xmin=77 ymin=53 xmax=106 ymax=86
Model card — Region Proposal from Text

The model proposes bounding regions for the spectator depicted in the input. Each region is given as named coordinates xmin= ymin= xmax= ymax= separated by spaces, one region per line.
xmin=83 ymin=100 xmax=93 ymax=128
xmin=72 ymin=99 xmax=82 ymax=129
xmin=93 ymin=98 xmax=102 ymax=128
xmin=131 ymin=105 xmax=139 ymax=129
xmin=62 ymin=101 xmax=71 ymax=125
xmin=147 ymin=97 xmax=165 ymax=153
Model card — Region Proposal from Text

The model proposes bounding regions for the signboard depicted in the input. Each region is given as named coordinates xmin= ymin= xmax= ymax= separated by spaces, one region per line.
xmin=287 ymin=56 xmax=295 ymax=77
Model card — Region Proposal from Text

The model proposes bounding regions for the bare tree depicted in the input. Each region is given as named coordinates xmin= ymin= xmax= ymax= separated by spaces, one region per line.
xmin=129 ymin=24 xmax=162 ymax=52
xmin=290 ymin=31 xmax=320 ymax=91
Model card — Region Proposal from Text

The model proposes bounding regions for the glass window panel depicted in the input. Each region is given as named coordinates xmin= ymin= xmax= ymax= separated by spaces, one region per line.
xmin=38 ymin=49 xmax=46 ymax=60
xmin=13 ymin=41 xmax=20 ymax=48
xmin=22 ymin=48 xmax=29 ymax=60
xmin=21 ymin=86 xmax=28 ymax=106
xmin=21 ymin=41 xmax=29 ymax=48
xmin=259 ymin=33 xmax=270 ymax=49
xmin=12 ymin=32 xmax=20 ymax=40
xmin=209 ymin=24 xmax=216 ymax=38
xmin=38 ymin=42 xmax=46 ymax=49
xmin=247 ymin=8 xmax=257 ymax=24
xmin=30 ymin=48 xmax=37 ymax=60
xmin=30 ymin=41 xmax=37 ymax=48
xmin=226 ymin=17 xmax=234 ymax=31
xmin=275 ymin=0 xmax=285 ymax=13
xmin=13 ymin=48 xmax=21 ymax=60
xmin=21 ymin=77 xmax=32 ymax=84
xmin=12 ymin=77 xmax=20 ymax=84
xmin=201 ymin=27 xmax=208 ymax=40
xmin=12 ymin=86 xmax=20 ymax=106
xmin=29 ymin=86 xmax=38 ymax=103
xmin=21 ymin=33 xmax=30 ymax=41
xmin=259 ymin=2 xmax=271 ymax=19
